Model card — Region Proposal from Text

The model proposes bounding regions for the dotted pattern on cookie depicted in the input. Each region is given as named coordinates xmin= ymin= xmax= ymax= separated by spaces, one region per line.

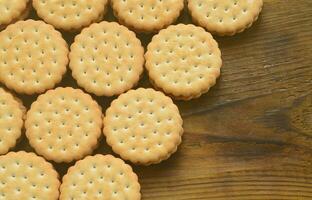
xmin=0 ymin=20 xmax=68 ymax=94
xmin=33 ymin=0 xmax=108 ymax=31
xmin=111 ymin=0 xmax=184 ymax=32
xmin=104 ymin=88 xmax=183 ymax=165
xmin=188 ymin=0 xmax=263 ymax=35
xmin=145 ymin=24 xmax=222 ymax=100
xmin=0 ymin=0 xmax=29 ymax=26
xmin=0 ymin=1 xmax=32 ymax=31
xmin=0 ymin=151 xmax=60 ymax=200
xmin=69 ymin=22 xmax=144 ymax=96
xmin=60 ymin=154 xmax=141 ymax=200
xmin=25 ymin=87 xmax=103 ymax=163
xmin=0 ymin=88 xmax=24 ymax=155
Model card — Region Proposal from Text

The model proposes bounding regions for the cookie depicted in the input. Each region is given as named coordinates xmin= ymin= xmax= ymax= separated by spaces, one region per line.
xmin=0 ymin=88 xmax=25 ymax=155
xmin=103 ymin=88 xmax=183 ymax=165
xmin=0 ymin=20 xmax=68 ymax=95
xmin=60 ymin=154 xmax=141 ymax=200
xmin=111 ymin=0 xmax=184 ymax=32
xmin=145 ymin=24 xmax=222 ymax=100
xmin=69 ymin=21 xmax=144 ymax=96
xmin=0 ymin=151 xmax=60 ymax=200
xmin=188 ymin=0 xmax=263 ymax=36
xmin=25 ymin=87 xmax=103 ymax=163
xmin=33 ymin=0 xmax=109 ymax=31
xmin=0 ymin=0 xmax=30 ymax=29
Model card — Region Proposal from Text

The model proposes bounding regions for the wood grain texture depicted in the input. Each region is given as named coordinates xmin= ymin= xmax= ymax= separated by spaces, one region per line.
xmin=2 ymin=0 xmax=312 ymax=199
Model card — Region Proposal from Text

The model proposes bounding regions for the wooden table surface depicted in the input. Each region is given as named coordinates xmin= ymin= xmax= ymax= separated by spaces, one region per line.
xmin=7 ymin=0 xmax=312 ymax=199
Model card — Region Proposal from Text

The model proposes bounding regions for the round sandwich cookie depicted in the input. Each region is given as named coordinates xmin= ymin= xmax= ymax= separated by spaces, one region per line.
xmin=188 ymin=0 xmax=263 ymax=36
xmin=145 ymin=24 xmax=222 ymax=100
xmin=33 ymin=0 xmax=109 ymax=31
xmin=69 ymin=22 xmax=144 ymax=96
xmin=111 ymin=0 xmax=184 ymax=32
xmin=0 ymin=0 xmax=30 ymax=30
xmin=0 ymin=20 xmax=68 ymax=95
xmin=104 ymin=88 xmax=183 ymax=165
xmin=25 ymin=87 xmax=103 ymax=163
xmin=0 ymin=88 xmax=25 ymax=155
xmin=0 ymin=151 xmax=60 ymax=200
xmin=60 ymin=154 xmax=141 ymax=200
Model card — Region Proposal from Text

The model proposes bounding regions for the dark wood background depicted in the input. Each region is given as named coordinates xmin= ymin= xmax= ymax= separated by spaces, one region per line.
xmin=4 ymin=0 xmax=312 ymax=199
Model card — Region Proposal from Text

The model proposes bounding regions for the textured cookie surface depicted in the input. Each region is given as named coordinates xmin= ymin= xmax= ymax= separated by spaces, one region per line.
xmin=111 ymin=0 xmax=184 ymax=32
xmin=0 ymin=88 xmax=24 ymax=155
xmin=0 ymin=0 xmax=29 ymax=26
xmin=145 ymin=24 xmax=222 ymax=100
xmin=104 ymin=88 xmax=183 ymax=165
xmin=25 ymin=87 xmax=102 ymax=163
xmin=69 ymin=22 xmax=144 ymax=96
xmin=60 ymin=154 xmax=141 ymax=200
xmin=188 ymin=0 xmax=263 ymax=35
xmin=0 ymin=151 xmax=60 ymax=200
xmin=0 ymin=20 xmax=68 ymax=94
xmin=33 ymin=0 xmax=108 ymax=31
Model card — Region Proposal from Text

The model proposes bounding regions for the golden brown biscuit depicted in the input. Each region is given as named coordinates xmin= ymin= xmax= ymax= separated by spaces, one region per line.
xmin=0 ymin=0 xmax=30 ymax=29
xmin=69 ymin=22 xmax=144 ymax=96
xmin=145 ymin=24 xmax=222 ymax=100
xmin=25 ymin=87 xmax=103 ymax=163
xmin=0 ymin=88 xmax=25 ymax=155
xmin=111 ymin=0 xmax=184 ymax=32
xmin=0 ymin=20 xmax=69 ymax=94
xmin=33 ymin=0 xmax=109 ymax=31
xmin=60 ymin=154 xmax=141 ymax=200
xmin=104 ymin=88 xmax=183 ymax=165
xmin=0 ymin=151 xmax=60 ymax=200
xmin=188 ymin=0 xmax=263 ymax=36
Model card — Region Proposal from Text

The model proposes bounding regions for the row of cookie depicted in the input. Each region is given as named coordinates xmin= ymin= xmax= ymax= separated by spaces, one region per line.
xmin=0 ymin=19 xmax=222 ymax=100
xmin=0 ymin=151 xmax=141 ymax=199
xmin=0 ymin=87 xmax=183 ymax=165
xmin=1 ymin=0 xmax=263 ymax=35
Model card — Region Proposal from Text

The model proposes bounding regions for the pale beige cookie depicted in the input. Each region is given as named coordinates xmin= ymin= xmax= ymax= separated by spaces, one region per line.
xmin=69 ymin=22 xmax=144 ymax=96
xmin=33 ymin=0 xmax=109 ymax=31
xmin=104 ymin=88 xmax=183 ymax=165
xmin=188 ymin=0 xmax=263 ymax=36
xmin=60 ymin=154 xmax=141 ymax=200
xmin=111 ymin=0 xmax=184 ymax=32
xmin=0 ymin=2 xmax=31 ymax=31
xmin=145 ymin=24 xmax=222 ymax=100
xmin=0 ymin=20 xmax=68 ymax=95
xmin=0 ymin=0 xmax=29 ymax=28
xmin=0 ymin=151 xmax=60 ymax=200
xmin=0 ymin=88 xmax=25 ymax=155
xmin=25 ymin=87 xmax=103 ymax=163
